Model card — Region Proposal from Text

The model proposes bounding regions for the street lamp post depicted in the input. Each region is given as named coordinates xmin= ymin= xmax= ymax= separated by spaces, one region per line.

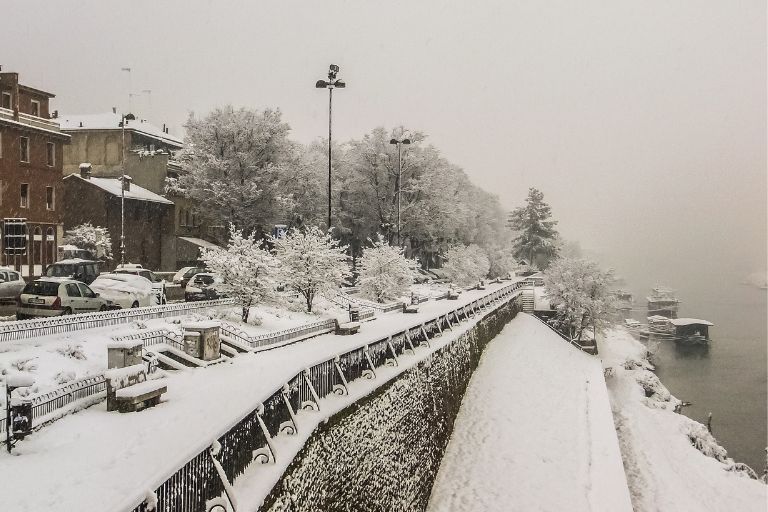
xmin=389 ymin=136 xmax=411 ymax=246
xmin=315 ymin=65 xmax=346 ymax=232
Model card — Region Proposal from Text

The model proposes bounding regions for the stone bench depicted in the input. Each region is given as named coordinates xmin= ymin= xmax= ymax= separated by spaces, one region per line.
xmin=105 ymin=364 xmax=167 ymax=413
xmin=336 ymin=321 xmax=361 ymax=335
xmin=114 ymin=380 xmax=167 ymax=413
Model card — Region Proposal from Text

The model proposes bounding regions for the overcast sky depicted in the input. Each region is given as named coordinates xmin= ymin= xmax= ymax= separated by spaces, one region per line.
xmin=3 ymin=0 xmax=765 ymax=293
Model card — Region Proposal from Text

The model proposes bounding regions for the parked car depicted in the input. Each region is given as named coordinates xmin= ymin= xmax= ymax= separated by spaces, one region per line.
xmin=185 ymin=273 xmax=223 ymax=301
xmin=113 ymin=265 xmax=167 ymax=305
xmin=0 ymin=268 xmax=26 ymax=305
xmin=172 ymin=266 xmax=206 ymax=288
xmin=90 ymin=273 xmax=155 ymax=309
xmin=43 ymin=259 xmax=101 ymax=284
xmin=16 ymin=278 xmax=109 ymax=319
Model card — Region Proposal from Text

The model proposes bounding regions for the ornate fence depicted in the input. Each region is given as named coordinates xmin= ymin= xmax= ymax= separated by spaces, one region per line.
xmin=219 ymin=319 xmax=338 ymax=352
xmin=0 ymin=299 xmax=236 ymax=343
xmin=128 ymin=281 xmax=526 ymax=512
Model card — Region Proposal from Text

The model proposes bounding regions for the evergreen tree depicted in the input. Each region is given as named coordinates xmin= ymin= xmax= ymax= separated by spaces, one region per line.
xmin=508 ymin=188 xmax=559 ymax=269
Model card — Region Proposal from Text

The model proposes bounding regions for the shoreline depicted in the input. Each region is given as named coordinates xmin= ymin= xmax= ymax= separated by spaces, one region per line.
xmin=598 ymin=327 xmax=766 ymax=511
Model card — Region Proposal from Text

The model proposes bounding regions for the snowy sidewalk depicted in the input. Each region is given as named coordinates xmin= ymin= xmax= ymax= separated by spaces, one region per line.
xmin=0 ymin=281 xmax=514 ymax=512
xmin=428 ymin=314 xmax=633 ymax=512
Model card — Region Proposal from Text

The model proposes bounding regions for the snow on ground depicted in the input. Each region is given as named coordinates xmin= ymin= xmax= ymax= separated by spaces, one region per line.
xmin=428 ymin=313 xmax=633 ymax=512
xmin=598 ymin=328 xmax=767 ymax=512
xmin=0 ymin=303 xmax=344 ymax=406
xmin=0 ymin=281 xmax=514 ymax=512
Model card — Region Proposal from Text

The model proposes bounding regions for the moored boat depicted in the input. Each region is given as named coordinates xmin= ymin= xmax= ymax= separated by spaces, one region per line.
xmin=669 ymin=318 xmax=713 ymax=344
xmin=647 ymin=286 xmax=681 ymax=318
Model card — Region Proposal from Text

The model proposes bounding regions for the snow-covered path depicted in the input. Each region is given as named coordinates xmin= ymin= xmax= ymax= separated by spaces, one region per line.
xmin=0 ymin=281 xmax=515 ymax=512
xmin=428 ymin=314 xmax=633 ymax=512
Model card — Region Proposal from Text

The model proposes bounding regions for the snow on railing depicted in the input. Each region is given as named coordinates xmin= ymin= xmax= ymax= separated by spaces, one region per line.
xmin=220 ymin=318 xmax=338 ymax=351
xmin=127 ymin=280 xmax=526 ymax=512
xmin=112 ymin=328 xmax=185 ymax=352
xmin=327 ymin=290 xmax=401 ymax=313
xmin=0 ymin=298 xmax=236 ymax=343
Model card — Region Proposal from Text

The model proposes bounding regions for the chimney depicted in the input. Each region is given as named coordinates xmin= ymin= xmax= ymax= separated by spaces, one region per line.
xmin=112 ymin=107 xmax=117 ymax=114
xmin=121 ymin=175 xmax=132 ymax=192
xmin=79 ymin=162 xmax=92 ymax=179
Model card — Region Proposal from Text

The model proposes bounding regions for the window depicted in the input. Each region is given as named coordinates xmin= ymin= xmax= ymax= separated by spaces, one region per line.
xmin=66 ymin=283 xmax=81 ymax=297
xmin=19 ymin=136 xmax=30 ymax=163
xmin=1 ymin=92 xmax=10 ymax=109
xmin=46 ymin=227 xmax=54 ymax=241
xmin=30 ymin=100 xmax=40 ymax=117
xmin=78 ymin=283 xmax=96 ymax=298
xmin=46 ymin=187 xmax=54 ymax=210
xmin=46 ymin=142 xmax=55 ymax=166
xmin=3 ymin=220 xmax=27 ymax=255
xmin=20 ymin=184 xmax=29 ymax=208
xmin=8 ymin=271 xmax=19 ymax=281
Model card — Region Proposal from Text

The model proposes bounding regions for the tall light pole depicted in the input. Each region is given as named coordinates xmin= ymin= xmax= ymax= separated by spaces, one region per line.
xmin=315 ymin=65 xmax=346 ymax=232
xmin=389 ymin=136 xmax=411 ymax=246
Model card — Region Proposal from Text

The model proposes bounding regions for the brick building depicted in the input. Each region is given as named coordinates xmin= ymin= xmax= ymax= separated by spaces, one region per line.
xmin=63 ymin=168 xmax=176 ymax=271
xmin=0 ymin=71 xmax=70 ymax=276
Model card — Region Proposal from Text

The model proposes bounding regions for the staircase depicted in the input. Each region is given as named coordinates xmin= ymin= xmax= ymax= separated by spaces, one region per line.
xmin=520 ymin=288 xmax=535 ymax=313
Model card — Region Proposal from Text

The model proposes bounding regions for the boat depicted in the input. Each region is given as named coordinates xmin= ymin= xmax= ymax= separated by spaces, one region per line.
xmin=669 ymin=318 xmax=713 ymax=344
xmin=647 ymin=286 xmax=681 ymax=318
xmin=615 ymin=290 xmax=634 ymax=311
xmin=647 ymin=315 xmax=675 ymax=336
xmin=624 ymin=318 xmax=649 ymax=339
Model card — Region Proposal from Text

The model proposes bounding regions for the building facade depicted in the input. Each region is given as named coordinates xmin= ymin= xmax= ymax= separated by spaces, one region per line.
xmin=0 ymin=71 xmax=70 ymax=276
xmin=63 ymin=170 xmax=176 ymax=271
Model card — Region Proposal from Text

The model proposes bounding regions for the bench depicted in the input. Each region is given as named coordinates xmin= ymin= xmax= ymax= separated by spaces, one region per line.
xmin=105 ymin=364 xmax=167 ymax=413
xmin=336 ymin=321 xmax=361 ymax=335
xmin=403 ymin=304 xmax=419 ymax=314
xmin=447 ymin=291 xmax=460 ymax=300
xmin=114 ymin=380 xmax=167 ymax=413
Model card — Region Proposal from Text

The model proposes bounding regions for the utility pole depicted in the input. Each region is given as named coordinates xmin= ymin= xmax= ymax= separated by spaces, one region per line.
xmin=315 ymin=65 xmax=346 ymax=232
xmin=389 ymin=136 xmax=411 ymax=246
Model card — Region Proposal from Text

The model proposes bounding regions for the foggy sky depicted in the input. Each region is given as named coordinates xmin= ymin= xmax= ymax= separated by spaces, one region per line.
xmin=3 ymin=0 xmax=766 ymax=294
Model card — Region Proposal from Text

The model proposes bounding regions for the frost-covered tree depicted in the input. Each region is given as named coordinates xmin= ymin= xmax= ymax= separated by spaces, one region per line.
xmin=543 ymin=257 xmax=616 ymax=341
xmin=179 ymin=106 xmax=291 ymax=236
xmin=64 ymin=223 xmax=112 ymax=260
xmin=358 ymin=234 xmax=418 ymax=303
xmin=442 ymin=244 xmax=490 ymax=287
xmin=200 ymin=224 xmax=279 ymax=322
xmin=508 ymin=188 xmax=559 ymax=269
xmin=484 ymin=241 xmax=518 ymax=279
xmin=272 ymin=226 xmax=351 ymax=312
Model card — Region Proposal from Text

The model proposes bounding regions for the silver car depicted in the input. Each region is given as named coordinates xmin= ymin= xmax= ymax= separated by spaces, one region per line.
xmin=0 ymin=268 xmax=26 ymax=306
xmin=16 ymin=278 xmax=109 ymax=319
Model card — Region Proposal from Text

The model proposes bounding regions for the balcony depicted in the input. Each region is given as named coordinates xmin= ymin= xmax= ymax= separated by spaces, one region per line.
xmin=0 ymin=106 xmax=62 ymax=133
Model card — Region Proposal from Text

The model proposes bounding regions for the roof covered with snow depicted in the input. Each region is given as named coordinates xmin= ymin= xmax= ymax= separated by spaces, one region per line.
xmin=669 ymin=318 xmax=714 ymax=327
xmin=64 ymin=174 xmax=173 ymax=205
xmin=58 ymin=112 xmax=183 ymax=148
xmin=178 ymin=236 xmax=219 ymax=250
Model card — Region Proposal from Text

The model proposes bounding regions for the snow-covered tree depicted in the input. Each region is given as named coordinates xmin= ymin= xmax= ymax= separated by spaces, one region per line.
xmin=484 ymin=241 xmax=518 ymax=279
xmin=179 ymin=106 xmax=292 ymax=236
xmin=508 ymin=188 xmax=559 ymax=269
xmin=272 ymin=226 xmax=351 ymax=312
xmin=200 ymin=224 xmax=279 ymax=322
xmin=64 ymin=223 xmax=112 ymax=260
xmin=358 ymin=234 xmax=418 ymax=303
xmin=442 ymin=244 xmax=490 ymax=287
xmin=543 ymin=257 xmax=616 ymax=341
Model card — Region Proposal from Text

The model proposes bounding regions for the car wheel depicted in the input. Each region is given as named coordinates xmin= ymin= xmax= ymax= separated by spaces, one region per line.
xmin=131 ymin=301 xmax=140 ymax=308
xmin=61 ymin=307 xmax=72 ymax=316
xmin=99 ymin=305 xmax=108 ymax=312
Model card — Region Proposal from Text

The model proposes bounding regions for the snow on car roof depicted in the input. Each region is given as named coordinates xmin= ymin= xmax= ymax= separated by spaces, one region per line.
xmin=53 ymin=258 xmax=98 ymax=264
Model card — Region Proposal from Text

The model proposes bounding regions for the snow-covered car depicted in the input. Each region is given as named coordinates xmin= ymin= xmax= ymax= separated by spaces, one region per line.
xmin=44 ymin=259 xmax=101 ymax=284
xmin=113 ymin=265 xmax=167 ymax=305
xmin=90 ymin=273 xmax=154 ymax=309
xmin=0 ymin=268 xmax=26 ymax=305
xmin=172 ymin=266 xmax=206 ymax=288
xmin=16 ymin=278 xmax=109 ymax=319
xmin=185 ymin=273 xmax=223 ymax=301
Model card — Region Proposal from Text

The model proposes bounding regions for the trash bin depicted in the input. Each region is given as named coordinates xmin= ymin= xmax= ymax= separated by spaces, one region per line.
xmin=10 ymin=400 xmax=33 ymax=440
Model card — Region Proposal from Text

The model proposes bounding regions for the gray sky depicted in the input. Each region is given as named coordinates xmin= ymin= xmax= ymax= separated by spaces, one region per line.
xmin=3 ymin=0 xmax=766 ymax=292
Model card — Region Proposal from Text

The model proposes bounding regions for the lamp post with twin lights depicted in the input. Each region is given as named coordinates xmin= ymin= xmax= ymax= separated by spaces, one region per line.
xmin=315 ymin=65 xmax=346 ymax=232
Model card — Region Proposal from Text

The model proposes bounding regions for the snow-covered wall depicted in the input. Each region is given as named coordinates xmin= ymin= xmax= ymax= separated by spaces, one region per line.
xmin=260 ymin=300 xmax=521 ymax=511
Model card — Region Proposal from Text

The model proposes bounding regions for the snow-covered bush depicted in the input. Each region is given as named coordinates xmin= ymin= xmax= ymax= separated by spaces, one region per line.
xmin=201 ymin=224 xmax=279 ymax=322
xmin=54 ymin=371 xmax=77 ymax=385
xmin=685 ymin=422 xmax=729 ymax=462
xmin=442 ymin=244 xmax=490 ymax=287
xmin=543 ymin=257 xmax=616 ymax=341
xmin=272 ymin=226 xmax=351 ymax=312
xmin=65 ymin=222 xmax=112 ymax=260
xmin=55 ymin=344 xmax=87 ymax=360
xmin=358 ymin=235 xmax=418 ymax=303
xmin=11 ymin=357 xmax=38 ymax=373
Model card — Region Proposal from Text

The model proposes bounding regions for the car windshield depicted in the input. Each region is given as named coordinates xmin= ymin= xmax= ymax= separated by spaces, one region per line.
xmin=183 ymin=268 xmax=201 ymax=278
xmin=45 ymin=264 xmax=78 ymax=277
xmin=195 ymin=275 xmax=215 ymax=285
xmin=23 ymin=281 xmax=60 ymax=296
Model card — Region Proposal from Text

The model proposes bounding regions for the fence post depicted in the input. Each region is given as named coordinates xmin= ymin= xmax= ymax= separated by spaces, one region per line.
xmin=333 ymin=356 xmax=349 ymax=395
xmin=404 ymin=330 xmax=416 ymax=354
xmin=209 ymin=441 xmax=239 ymax=511
xmin=302 ymin=369 xmax=322 ymax=411
xmin=254 ymin=404 xmax=277 ymax=464
xmin=280 ymin=384 xmax=299 ymax=435
xmin=386 ymin=337 xmax=399 ymax=367
xmin=420 ymin=324 xmax=431 ymax=347
xmin=362 ymin=346 xmax=377 ymax=379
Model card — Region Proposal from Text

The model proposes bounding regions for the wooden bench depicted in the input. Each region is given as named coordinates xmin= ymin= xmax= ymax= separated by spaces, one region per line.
xmin=114 ymin=380 xmax=167 ymax=413
xmin=105 ymin=364 xmax=167 ymax=413
xmin=403 ymin=304 xmax=419 ymax=313
xmin=336 ymin=321 xmax=361 ymax=335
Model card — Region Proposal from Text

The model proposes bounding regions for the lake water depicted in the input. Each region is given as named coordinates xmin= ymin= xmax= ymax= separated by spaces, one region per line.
xmin=627 ymin=283 xmax=767 ymax=472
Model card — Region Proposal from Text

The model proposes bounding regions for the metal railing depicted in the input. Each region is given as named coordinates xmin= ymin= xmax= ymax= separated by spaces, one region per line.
xmin=128 ymin=281 xmax=526 ymax=512
xmin=0 ymin=299 xmax=235 ymax=343
xmin=220 ymin=318 xmax=338 ymax=351
xmin=327 ymin=290 xmax=401 ymax=313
